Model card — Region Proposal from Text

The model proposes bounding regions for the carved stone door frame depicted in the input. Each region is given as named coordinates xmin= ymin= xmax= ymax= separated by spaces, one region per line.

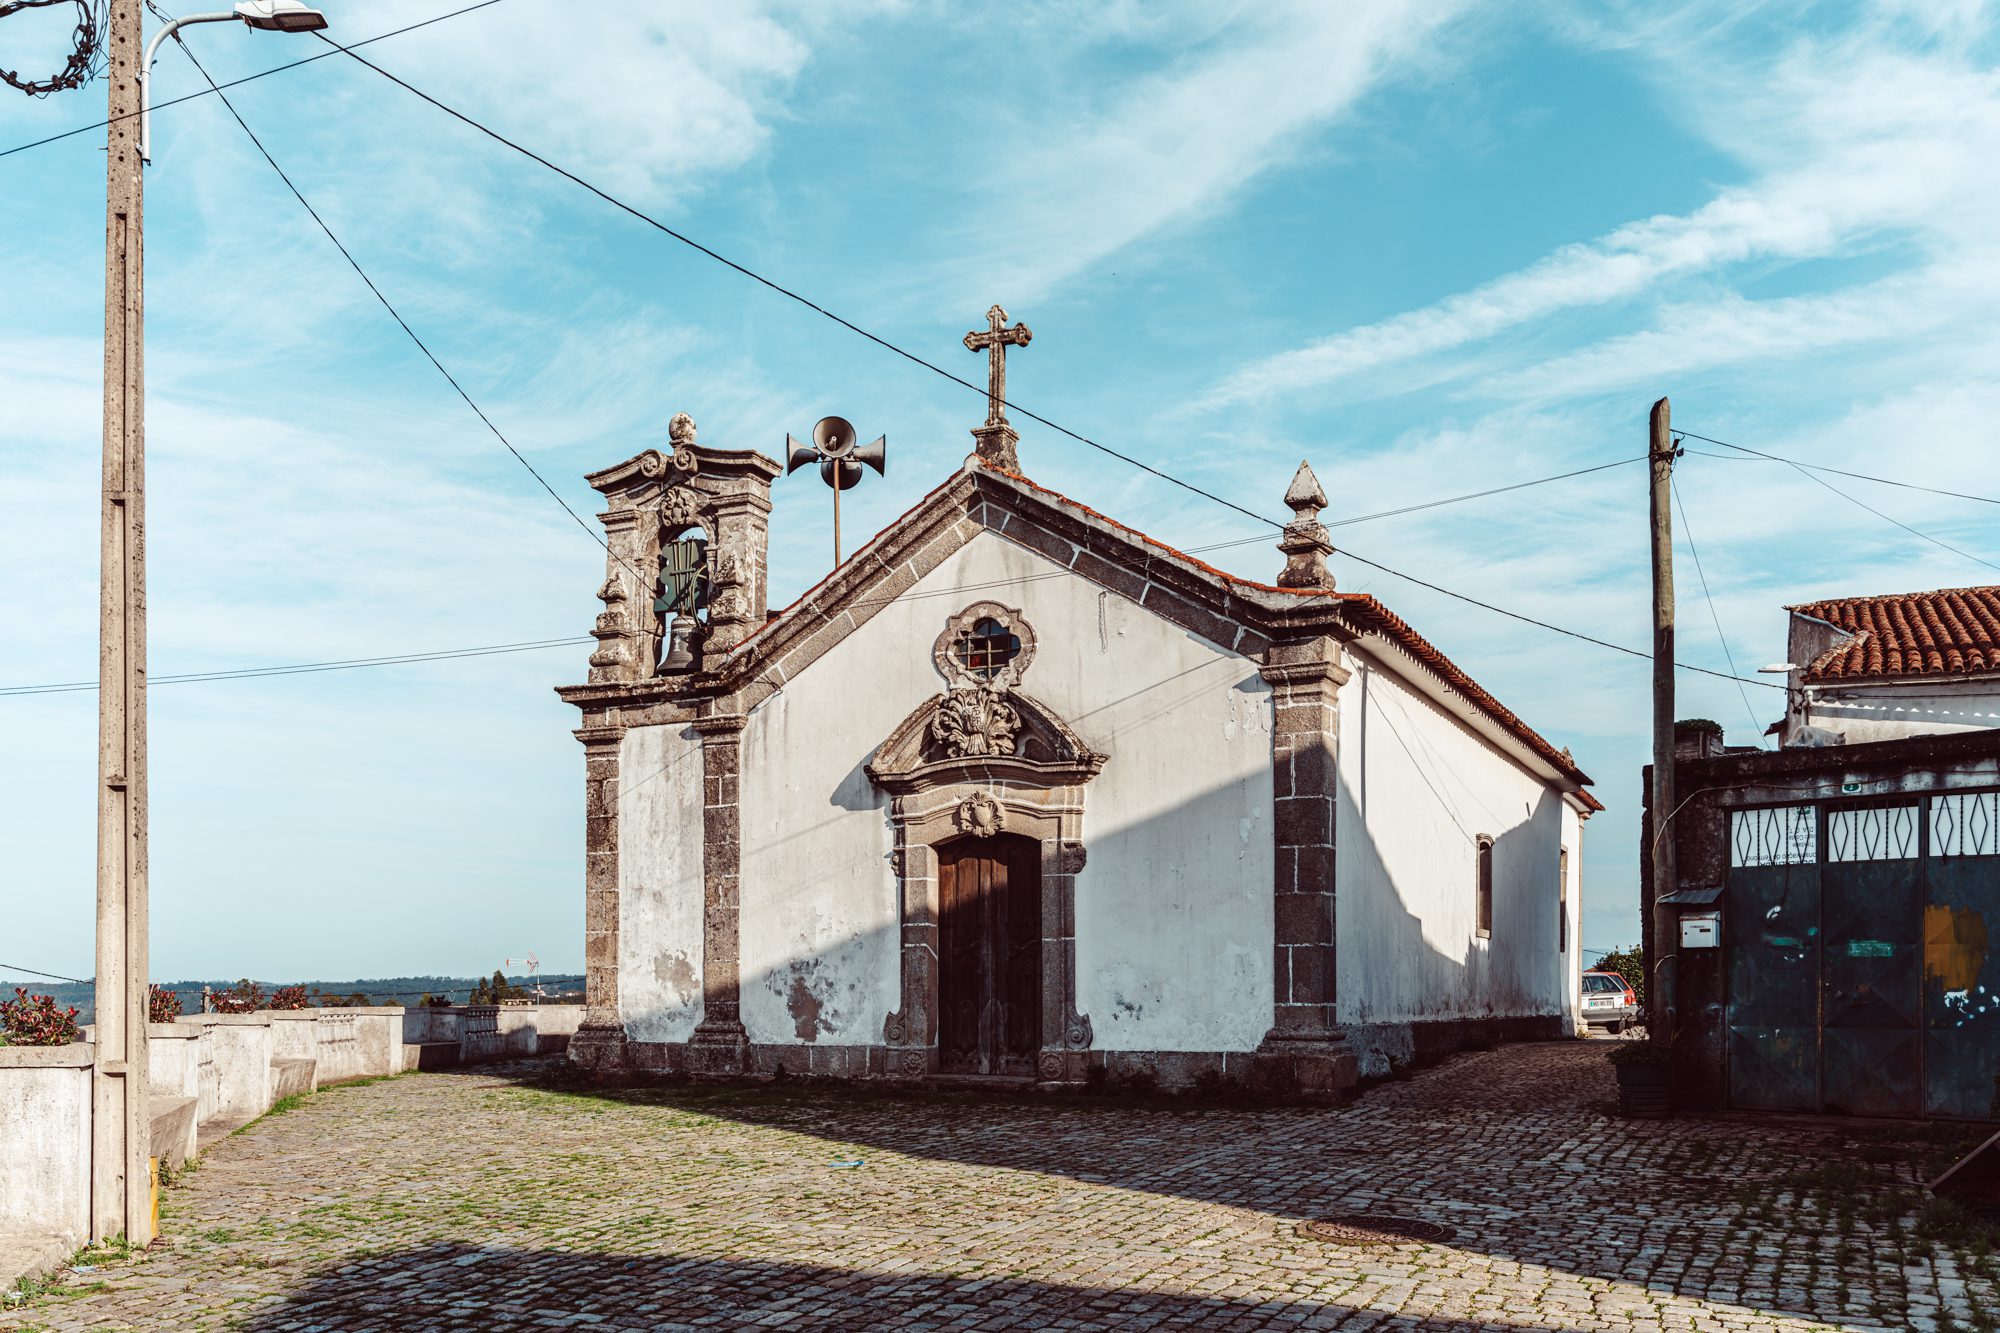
xmin=881 ymin=783 xmax=1093 ymax=1083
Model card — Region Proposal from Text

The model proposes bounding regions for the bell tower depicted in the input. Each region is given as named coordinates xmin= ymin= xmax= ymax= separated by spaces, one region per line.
xmin=582 ymin=412 xmax=781 ymax=682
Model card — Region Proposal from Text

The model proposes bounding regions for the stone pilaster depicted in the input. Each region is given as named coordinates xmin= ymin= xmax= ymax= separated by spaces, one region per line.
xmin=587 ymin=508 xmax=650 ymax=683
xmin=686 ymin=711 xmax=750 ymax=1075
xmin=568 ymin=725 xmax=629 ymax=1072
xmin=1254 ymin=637 xmax=1358 ymax=1097
xmin=882 ymin=825 xmax=938 ymax=1079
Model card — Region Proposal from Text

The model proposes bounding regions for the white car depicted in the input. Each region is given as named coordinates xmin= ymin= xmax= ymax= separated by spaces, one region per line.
xmin=1582 ymin=970 xmax=1637 ymax=1033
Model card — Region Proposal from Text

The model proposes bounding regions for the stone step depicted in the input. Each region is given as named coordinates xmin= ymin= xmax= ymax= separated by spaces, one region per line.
xmin=148 ymin=1094 xmax=197 ymax=1169
xmin=411 ymin=1042 xmax=462 ymax=1071
xmin=272 ymin=1058 xmax=317 ymax=1101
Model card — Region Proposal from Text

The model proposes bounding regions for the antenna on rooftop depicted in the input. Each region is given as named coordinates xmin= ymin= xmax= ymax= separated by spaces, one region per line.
xmin=786 ymin=415 xmax=885 ymax=567
xmin=500 ymin=952 xmax=543 ymax=1000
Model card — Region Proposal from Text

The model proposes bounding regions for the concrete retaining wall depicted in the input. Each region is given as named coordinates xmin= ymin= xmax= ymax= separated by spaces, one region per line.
xmin=3 ymin=1001 xmax=576 ymax=1286
xmin=0 ymin=1044 xmax=93 ymax=1268
xmin=401 ymin=1004 xmax=580 ymax=1064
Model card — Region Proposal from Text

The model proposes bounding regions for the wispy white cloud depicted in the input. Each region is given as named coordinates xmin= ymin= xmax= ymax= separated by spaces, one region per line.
xmin=932 ymin=0 xmax=1471 ymax=308
xmin=1201 ymin=8 xmax=2000 ymax=406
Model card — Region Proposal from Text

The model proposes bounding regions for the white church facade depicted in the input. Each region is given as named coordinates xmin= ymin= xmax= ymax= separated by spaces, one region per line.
xmin=559 ymin=323 xmax=1598 ymax=1091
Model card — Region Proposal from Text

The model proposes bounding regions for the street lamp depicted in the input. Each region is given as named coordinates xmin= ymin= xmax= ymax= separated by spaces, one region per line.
xmin=140 ymin=1 xmax=328 ymax=161
xmin=89 ymin=0 xmax=329 ymax=1250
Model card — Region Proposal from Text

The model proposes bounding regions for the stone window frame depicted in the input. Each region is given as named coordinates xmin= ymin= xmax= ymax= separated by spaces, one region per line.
xmin=1475 ymin=834 xmax=1495 ymax=940
xmin=879 ymin=784 xmax=1093 ymax=1084
xmin=934 ymin=601 xmax=1037 ymax=691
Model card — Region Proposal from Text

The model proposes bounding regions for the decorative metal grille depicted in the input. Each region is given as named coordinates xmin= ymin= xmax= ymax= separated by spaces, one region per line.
xmin=1731 ymin=806 xmax=1817 ymax=867
xmin=1827 ymin=804 xmax=1920 ymax=862
xmin=1931 ymin=791 xmax=2000 ymax=858
xmin=952 ymin=617 xmax=1021 ymax=681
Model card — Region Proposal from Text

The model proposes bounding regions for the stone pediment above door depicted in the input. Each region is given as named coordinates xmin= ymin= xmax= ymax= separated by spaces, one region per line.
xmin=865 ymin=687 xmax=1107 ymax=795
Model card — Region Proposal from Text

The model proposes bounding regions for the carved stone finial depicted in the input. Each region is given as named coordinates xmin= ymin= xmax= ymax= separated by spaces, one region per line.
xmin=669 ymin=412 xmax=696 ymax=447
xmin=1276 ymin=460 xmax=1335 ymax=590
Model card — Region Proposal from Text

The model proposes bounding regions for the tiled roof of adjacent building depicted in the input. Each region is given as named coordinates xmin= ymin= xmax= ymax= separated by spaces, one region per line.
xmin=1790 ymin=585 xmax=2000 ymax=683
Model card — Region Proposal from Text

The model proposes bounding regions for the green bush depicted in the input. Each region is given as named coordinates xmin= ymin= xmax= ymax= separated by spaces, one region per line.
xmin=1593 ymin=945 xmax=1644 ymax=1004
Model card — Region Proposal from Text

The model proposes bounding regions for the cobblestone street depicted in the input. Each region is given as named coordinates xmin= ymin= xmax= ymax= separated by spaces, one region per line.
xmin=4 ymin=1041 xmax=1994 ymax=1331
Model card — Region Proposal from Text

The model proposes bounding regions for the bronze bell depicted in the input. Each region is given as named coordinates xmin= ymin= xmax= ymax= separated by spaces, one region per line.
xmin=661 ymin=614 xmax=698 ymax=673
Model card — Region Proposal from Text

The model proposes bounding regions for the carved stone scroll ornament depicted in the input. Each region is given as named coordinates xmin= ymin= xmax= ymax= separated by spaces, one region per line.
xmin=954 ymin=791 xmax=1005 ymax=838
xmin=931 ymin=686 xmax=1021 ymax=759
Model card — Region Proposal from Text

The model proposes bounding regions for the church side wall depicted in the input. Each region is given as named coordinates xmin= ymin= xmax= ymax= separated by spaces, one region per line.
xmin=617 ymin=723 xmax=707 ymax=1044
xmin=1333 ymin=649 xmax=1575 ymax=1077
xmin=735 ymin=530 xmax=1274 ymax=1057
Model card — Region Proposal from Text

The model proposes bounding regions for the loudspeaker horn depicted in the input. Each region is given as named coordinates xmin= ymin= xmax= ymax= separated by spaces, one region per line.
xmin=851 ymin=434 xmax=886 ymax=476
xmin=812 ymin=415 xmax=857 ymax=458
xmin=784 ymin=435 xmax=818 ymax=475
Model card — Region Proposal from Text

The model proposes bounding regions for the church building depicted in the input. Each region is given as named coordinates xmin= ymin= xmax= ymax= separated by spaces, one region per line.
xmin=558 ymin=308 xmax=1600 ymax=1091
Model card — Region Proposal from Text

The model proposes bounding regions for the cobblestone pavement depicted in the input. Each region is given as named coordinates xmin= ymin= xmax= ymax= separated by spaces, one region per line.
xmin=5 ymin=1041 xmax=1996 ymax=1332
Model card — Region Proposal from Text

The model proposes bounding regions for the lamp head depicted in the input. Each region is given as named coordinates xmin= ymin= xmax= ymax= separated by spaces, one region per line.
xmin=235 ymin=1 xmax=329 ymax=32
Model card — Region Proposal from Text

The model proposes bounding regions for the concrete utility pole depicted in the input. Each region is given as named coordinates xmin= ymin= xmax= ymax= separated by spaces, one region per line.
xmin=94 ymin=0 xmax=153 ymax=1247
xmin=1647 ymin=396 xmax=1677 ymax=1046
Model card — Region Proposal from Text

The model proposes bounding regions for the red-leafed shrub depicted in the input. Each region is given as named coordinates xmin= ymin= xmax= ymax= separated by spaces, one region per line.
xmin=148 ymin=984 xmax=183 ymax=1024
xmin=268 ymin=985 xmax=308 ymax=1011
xmin=212 ymin=978 xmax=266 ymax=1015
xmin=2 ymin=988 xmax=80 ymax=1046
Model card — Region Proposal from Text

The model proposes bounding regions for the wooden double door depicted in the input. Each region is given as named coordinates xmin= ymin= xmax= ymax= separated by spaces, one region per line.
xmin=937 ymin=835 xmax=1042 ymax=1076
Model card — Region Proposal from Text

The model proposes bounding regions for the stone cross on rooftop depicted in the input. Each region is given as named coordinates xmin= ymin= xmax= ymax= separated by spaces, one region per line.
xmin=964 ymin=304 xmax=1032 ymax=473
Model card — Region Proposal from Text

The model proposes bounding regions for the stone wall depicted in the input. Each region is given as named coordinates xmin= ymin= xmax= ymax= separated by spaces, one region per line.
xmin=0 ymin=1044 xmax=93 ymax=1275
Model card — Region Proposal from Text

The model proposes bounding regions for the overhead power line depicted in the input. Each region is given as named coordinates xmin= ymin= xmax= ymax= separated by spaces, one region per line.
xmin=0 ymin=636 xmax=590 ymax=699
xmin=303 ymin=43 xmax=1789 ymax=692
xmin=1331 ymin=546 xmax=1784 ymax=690
xmin=1672 ymin=479 xmax=1767 ymax=745
xmin=0 ymin=0 xmax=508 ymax=160
xmin=1184 ymin=455 xmax=1648 ymax=556
xmin=1680 ymin=430 xmax=2000 ymax=575
xmin=171 ymin=36 xmax=659 ymax=607
xmin=1 ymin=961 xmax=88 ymax=985
xmin=1677 ymin=429 xmax=2000 ymax=507
xmin=314 ymin=33 xmax=1279 ymax=531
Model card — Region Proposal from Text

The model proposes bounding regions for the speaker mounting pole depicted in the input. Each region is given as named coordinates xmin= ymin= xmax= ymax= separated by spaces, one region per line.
xmin=785 ymin=415 xmax=886 ymax=568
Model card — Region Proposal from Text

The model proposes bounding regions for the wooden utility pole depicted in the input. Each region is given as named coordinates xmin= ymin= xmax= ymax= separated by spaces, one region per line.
xmin=1648 ymin=396 xmax=1677 ymax=1046
xmin=93 ymin=0 xmax=153 ymax=1246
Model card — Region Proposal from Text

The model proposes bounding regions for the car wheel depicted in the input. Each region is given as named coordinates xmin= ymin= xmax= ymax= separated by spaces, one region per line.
xmin=1604 ymin=1020 xmax=1624 ymax=1035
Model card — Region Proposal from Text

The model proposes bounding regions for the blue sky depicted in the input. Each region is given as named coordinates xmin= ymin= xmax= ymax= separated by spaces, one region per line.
xmin=4 ymin=1 xmax=1998 ymax=983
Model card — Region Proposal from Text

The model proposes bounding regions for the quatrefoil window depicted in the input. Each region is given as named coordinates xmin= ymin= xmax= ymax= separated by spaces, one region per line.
xmin=934 ymin=602 xmax=1036 ymax=690
xmin=953 ymin=618 xmax=1020 ymax=681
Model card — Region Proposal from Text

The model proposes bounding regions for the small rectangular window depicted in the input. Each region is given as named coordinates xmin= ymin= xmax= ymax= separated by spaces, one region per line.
xmin=1476 ymin=835 xmax=1494 ymax=939
xmin=1558 ymin=847 xmax=1569 ymax=953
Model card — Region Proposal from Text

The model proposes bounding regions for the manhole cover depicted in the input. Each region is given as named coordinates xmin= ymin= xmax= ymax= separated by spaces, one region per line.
xmin=1299 ymin=1215 xmax=1453 ymax=1246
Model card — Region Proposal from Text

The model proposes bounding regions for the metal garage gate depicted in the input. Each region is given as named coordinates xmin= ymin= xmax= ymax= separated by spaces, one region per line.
xmin=1725 ymin=791 xmax=2000 ymax=1120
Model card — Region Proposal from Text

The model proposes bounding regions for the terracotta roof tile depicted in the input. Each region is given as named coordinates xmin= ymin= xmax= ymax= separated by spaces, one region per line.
xmin=1791 ymin=585 xmax=2000 ymax=683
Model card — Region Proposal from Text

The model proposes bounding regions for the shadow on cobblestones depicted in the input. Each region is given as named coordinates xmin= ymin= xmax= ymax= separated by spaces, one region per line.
xmin=9 ymin=1044 xmax=1996 ymax=1332
xmin=237 ymin=1241 xmax=1575 ymax=1331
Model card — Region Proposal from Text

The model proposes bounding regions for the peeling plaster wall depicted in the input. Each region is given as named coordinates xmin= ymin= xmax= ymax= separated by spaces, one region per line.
xmin=618 ymin=722 xmax=706 ymax=1042
xmin=735 ymin=530 xmax=1274 ymax=1052
xmin=1334 ymin=649 xmax=1575 ymax=1071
